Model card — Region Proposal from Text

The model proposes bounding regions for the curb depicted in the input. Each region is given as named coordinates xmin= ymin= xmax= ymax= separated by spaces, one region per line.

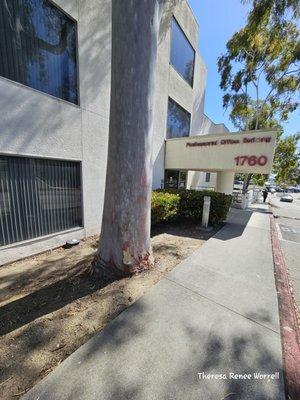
xmin=269 ymin=213 xmax=300 ymax=400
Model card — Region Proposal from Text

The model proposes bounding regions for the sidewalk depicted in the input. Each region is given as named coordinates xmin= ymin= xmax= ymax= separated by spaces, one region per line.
xmin=22 ymin=206 xmax=285 ymax=400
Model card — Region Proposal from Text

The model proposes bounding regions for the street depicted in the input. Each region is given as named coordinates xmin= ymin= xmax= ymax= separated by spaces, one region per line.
xmin=269 ymin=193 xmax=300 ymax=316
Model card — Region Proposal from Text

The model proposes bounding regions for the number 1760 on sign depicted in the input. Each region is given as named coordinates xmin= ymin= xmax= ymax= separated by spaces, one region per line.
xmin=234 ymin=155 xmax=268 ymax=167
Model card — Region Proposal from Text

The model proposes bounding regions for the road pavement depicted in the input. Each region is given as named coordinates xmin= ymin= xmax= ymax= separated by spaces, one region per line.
xmin=269 ymin=193 xmax=300 ymax=315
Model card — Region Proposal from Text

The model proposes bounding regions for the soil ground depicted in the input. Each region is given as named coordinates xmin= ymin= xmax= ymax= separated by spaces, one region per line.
xmin=0 ymin=223 xmax=218 ymax=399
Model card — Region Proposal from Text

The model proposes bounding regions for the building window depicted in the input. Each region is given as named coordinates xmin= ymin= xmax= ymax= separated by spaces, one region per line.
xmin=164 ymin=170 xmax=187 ymax=189
xmin=178 ymin=171 xmax=187 ymax=188
xmin=205 ymin=172 xmax=211 ymax=182
xmin=167 ymin=98 xmax=191 ymax=139
xmin=0 ymin=0 xmax=78 ymax=104
xmin=170 ymin=18 xmax=195 ymax=87
xmin=0 ymin=155 xmax=82 ymax=246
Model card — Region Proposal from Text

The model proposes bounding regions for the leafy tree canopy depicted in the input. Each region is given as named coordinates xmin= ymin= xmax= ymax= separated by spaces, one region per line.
xmin=218 ymin=1 xmax=300 ymax=132
xmin=251 ymin=174 xmax=269 ymax=186
xmin=219 ymin=0 xmax=300 ymax=190
xmin=273 ymin=133 xmax=300 ymax=185
xmin=242 ymin=0 xmax=300 ymax=26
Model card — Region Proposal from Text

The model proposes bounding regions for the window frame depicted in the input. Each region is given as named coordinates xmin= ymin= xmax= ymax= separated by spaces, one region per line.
xmin=0 ymin=0 xmax=80 ymax=106
xmin=48 ymin=0 xmax=80 ymax=106
xmin=0 ymin=153 xmax=83 ymax=247
xmin=169 ymin=17 xmax=196 ymax=88
xmin=166 ymin=97 xmax=191 ymax=139
xmin=164 ymin=169 xmax=179 ymax=189
xmin=164 ymin=169 xmax=187 ymax=189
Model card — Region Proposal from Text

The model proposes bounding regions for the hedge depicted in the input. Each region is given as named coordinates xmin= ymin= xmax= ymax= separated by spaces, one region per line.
xmin=151 ymin=191 xmax=180 ymax=225
xmin=151 ymin=189 xmax=232 ymax=226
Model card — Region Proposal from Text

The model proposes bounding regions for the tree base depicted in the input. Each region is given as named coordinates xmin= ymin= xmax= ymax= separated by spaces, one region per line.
xmin=90 ymin=251 xmax=154 ymax=281
xmin=90 ymin=254 xmax=130 ymax=281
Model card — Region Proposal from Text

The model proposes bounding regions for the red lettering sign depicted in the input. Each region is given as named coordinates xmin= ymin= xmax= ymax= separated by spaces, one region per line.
xmin=234 ymin=155 xmax=268 ymax=167
xmin=186 ymin=136 xmax=272 ymax=147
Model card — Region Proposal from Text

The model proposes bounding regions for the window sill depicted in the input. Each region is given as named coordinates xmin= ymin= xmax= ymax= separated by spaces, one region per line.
xmin=0 ymin=226 xmax=84 ymax=251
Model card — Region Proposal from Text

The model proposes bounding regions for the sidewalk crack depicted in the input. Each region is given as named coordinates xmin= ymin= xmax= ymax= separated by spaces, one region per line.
xmin=165 ymin=276 xmax=280 ymax=335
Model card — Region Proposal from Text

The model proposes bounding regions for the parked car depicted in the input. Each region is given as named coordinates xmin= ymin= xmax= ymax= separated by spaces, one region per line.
xmin=280 ymin=194 xmax=293 ymax=203
xmin=275 ymin=186 xmax=284 ymax=192
xmin=286 ymin=187 xmax=297 ymax=193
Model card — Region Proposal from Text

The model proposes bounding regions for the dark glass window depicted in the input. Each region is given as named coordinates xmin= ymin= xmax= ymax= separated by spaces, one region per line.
xmin=170 ymin=18 xmax=195 ymax=86
xmin=164 ymin=170 xmax=187 ymax=189
xmin=0 ymin=155 xmax=82 ymax=246
xmin=164 ymin=170 xmax=179 ymax=189
xmin=205 ymin=172 xmax=211 ymax=182
xmin=167 ymin=98 xmax=191 ymax=139
xmin=178 ymin=171 xmax=187 ymax=189
xmin=0 ymin=0 xmax=78 ymax=104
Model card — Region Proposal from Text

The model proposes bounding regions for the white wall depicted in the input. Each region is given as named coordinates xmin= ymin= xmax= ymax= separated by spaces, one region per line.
xmin=0 ymin=0 xmax=112 ymax=264
xmin=187 ymin=115 xmax=229 ymax=190
xmin=152 ymin=0 xmax=204 ymax=189
xmin=199 ymin=114 xmax=229 ymax=136
xmin=0 ymin=0 xmax=212 ymax=264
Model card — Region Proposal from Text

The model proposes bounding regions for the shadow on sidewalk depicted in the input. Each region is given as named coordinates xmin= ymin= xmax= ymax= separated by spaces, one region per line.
xmin=214 ymin=208 xmax=272 ymax=241
xmin=39 ymin=312 xmax=284 ymax=400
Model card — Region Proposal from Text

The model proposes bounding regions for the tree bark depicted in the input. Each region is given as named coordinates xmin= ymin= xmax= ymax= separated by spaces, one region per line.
xmin=242 ymin=173 xmax=252 ymax=193
xmin=92 ymin=0 xmax=160 ymax=278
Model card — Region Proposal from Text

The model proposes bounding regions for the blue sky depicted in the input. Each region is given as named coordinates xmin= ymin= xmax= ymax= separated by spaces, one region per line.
xmin=189 ymin=0 xmax=299 ymax=137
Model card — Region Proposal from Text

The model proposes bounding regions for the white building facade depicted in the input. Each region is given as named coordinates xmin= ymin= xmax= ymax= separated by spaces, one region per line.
xmin=0 ymin=0 xmax=229 ymax=264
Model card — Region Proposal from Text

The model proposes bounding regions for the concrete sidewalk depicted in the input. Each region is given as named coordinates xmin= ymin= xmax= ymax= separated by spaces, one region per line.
xmin=22 ymin=206 xmax=285 ymax=400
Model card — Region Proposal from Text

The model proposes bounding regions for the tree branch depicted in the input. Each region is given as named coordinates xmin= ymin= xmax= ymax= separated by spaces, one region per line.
xmin=259 ymin=67 xmax=300 ymax=114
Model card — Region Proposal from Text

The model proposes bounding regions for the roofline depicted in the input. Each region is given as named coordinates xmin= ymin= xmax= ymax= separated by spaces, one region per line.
xmin=203 ymin=113 xmax=229 ymax=129
xmin=185 ymin=0 xmax=199 ymax=28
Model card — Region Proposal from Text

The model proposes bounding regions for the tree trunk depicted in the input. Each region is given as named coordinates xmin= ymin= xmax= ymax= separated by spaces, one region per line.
xmin=242 ymin=173 xmax=252 ymax=193
xmin=92 ymin=0 xmax=160 ymax=278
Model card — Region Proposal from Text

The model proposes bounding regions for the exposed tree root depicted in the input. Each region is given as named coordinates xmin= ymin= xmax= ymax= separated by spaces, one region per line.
xmin=90 ymin=251 xmax=154 ymax=281
xmin=90 ymin=254 xmax=130 ymax=281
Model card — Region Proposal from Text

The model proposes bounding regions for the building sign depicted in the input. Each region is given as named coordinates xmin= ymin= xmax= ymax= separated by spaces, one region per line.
xmin=186 ymin=135 xmax=272 ymax=147
xmin=165 ymin=130 xmax=277 ymax=174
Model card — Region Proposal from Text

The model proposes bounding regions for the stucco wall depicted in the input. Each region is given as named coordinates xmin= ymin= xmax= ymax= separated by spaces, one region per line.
xmin=0 ymin=0 xmax=210 ymax=264
xmin=0 ymin=0 xmax=112 ymax=264
xmin=200 ymin=114 xmax=230 ymax=135
xmin=152 ymin=0 xmax=208 ymax=189
xmin=187 ymin=115 xmax=230 ymax=189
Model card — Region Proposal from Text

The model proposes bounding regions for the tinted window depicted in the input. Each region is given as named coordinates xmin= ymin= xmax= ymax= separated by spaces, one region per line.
xmin=167 ymin=98 xmax=191 ymax=139
xmin=170 ymin=18 xmax=195 ymax=86
xmin=0 ymin=155 xmax=82 ymax=246
xmin=178 ymin=171 xmax=187 ymax=188
xmin=164 ymin=170 xmax=187 ymax=189
xmin=164 ymin=170 xmax=179 ymax=189
xmin=0 ymin=0 xmax=78 ymax=104
xmin=205 ymin=173 xmax=211 ymax=182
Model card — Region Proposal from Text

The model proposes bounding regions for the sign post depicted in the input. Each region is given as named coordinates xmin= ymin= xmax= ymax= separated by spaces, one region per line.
xmin=202 ymin=196 xmax=211 ymax=229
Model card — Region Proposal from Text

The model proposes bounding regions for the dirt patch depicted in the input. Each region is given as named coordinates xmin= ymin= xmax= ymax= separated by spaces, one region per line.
xmin=0 ymin=223 xmax=218 ymax=399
